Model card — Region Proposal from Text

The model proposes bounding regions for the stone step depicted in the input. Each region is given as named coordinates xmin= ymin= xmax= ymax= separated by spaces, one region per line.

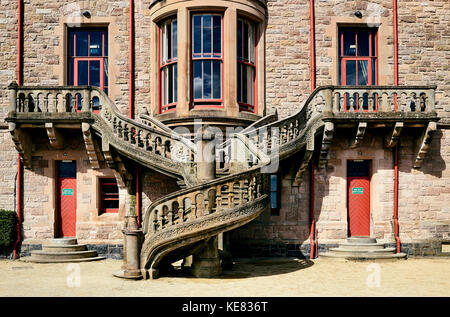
xmin=29 ymin=250 xmax=98 ymax=261
xmin=347 ymin=236 xmax=377 ymax=244
xmin=48 ymin=238 xmax=78 ymax=246
xmin=328 ymin=247 xmax=397 ymax=256
xmin=42 ymin=244 xmax=88 ymax=252
xmin=21 ymin=256 xmax=106 ymax=263
xmin=320 ymin=252 xmax=407 ymax=261
xmin=338 ymin=242 xmax=386 ymax=250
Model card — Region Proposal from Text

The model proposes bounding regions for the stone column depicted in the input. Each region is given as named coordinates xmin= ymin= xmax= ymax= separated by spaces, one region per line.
xmin=113 ymin=179 xmax=143 ymax=279
xmin=195 ymin=125 xmax=216 ymax=181
xmin=191 ymin=236 xmax=222 ymax=278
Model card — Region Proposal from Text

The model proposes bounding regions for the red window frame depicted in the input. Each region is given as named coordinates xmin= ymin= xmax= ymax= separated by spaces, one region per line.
xmin=99 ymin=178 xmax=119 ymax=214
xmin=339 ymin=28 xmax=378 ymax=112
xmin=237 ymin=18 xmax=257 ymax=114
xmin=190 ymin=13 xmax=224 ymax=109
xmin=159 ymin=17 xmax=178 ymax=114
xmin=69 ymin=28 xmax=108 ymax=113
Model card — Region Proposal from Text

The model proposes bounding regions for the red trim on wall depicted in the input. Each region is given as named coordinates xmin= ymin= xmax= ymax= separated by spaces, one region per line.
xmin=129 ymin=0 xmax=135 ymax=119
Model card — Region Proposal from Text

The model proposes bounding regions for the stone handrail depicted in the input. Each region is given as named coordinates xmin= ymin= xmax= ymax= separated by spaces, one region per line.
xmin=327 ymin=85 xmax=436 ymax=114
xmin=8 ymin=83 xmax=198 ymax=182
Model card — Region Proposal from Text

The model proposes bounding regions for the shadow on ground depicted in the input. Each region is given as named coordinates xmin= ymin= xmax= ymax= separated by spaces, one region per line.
xmin=162 ymin=257 xmax=314 ymax=280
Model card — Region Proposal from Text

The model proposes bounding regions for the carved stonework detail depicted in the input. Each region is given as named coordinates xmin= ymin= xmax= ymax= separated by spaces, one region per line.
xmin=82 ymin=122 xmax=100 ymax=169
xmin=350 ymin=122 xmax=367 ymax=149
xmin=9 ymin=124 xmax=32 ymax=169
xmin=385 ymin=122 xmax=404 ymax=148
xmin=318 ymin=122 xmax=334 ymax=169
xmin=414 ymin=121 xmax=437 ymax=169
xmin=45 ymin=123 xmax=64 ymax=150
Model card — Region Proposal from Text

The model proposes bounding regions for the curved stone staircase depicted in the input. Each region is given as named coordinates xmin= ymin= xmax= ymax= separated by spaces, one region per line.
xmin=21 ymin=238 xmax=105 ymax=263
xmin=8 ymin=83 xmax=436 ymax=276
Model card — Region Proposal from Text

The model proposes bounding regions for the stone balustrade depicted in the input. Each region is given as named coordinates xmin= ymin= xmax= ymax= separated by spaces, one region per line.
xmin=143 ymin=168 xmax=267 ymax=235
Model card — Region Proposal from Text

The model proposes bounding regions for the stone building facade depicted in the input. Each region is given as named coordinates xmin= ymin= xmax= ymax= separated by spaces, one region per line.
xmin=0 ymin=0 xmax=449 ymax=263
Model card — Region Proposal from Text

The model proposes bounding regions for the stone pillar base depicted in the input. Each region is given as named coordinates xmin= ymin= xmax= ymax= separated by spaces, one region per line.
xmin=191 ymin=236 xmax=222 ymax=278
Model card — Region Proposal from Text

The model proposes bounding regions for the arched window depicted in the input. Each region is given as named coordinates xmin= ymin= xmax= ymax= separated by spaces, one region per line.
xmin=160 ymin=17 xmax=178 ymax=113
xmin=237 ymin=18 xmax=256 ymax=113
xmin=191 ymin=13 xmax=223 ymax=108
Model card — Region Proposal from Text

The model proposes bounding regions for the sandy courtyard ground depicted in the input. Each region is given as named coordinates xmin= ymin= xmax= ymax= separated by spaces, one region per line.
xmin=0 ymin=257 xmax=449 ymax=297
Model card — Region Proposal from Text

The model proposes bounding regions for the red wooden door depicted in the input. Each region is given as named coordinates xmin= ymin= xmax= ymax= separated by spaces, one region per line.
xmin=57 ymin=162 xmax=77 ymax=237
xmin=348 ymin=176 xmax=370 ymax=236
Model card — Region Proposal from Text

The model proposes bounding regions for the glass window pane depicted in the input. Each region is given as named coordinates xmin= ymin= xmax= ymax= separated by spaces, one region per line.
xmin=193 ymin=15 xmax=202 ymax=55
xmin=213 ymin=15 xmax=221 ymax=55
xmin=371 ymin=31 xmax=376 ymax=56
xmin=343 ymin=31 xmax=356 ymax=56
xmin=242 ymin=65 xmax=248 ymax=102
xmin=271 ymin=192 xmax=277 ymax=209
xmin=69 ymin=31 xmax=75 ymax=57
xmin=237 ymin=64 xmax=242 ymax=102
xmin=104 ymin=32 xmax=108 ymax=57
xmin=168 ymin=65 xmax=174 ymax=103
xmin=69 ymin=59 xmax=74 ymax=85
xmin=90 ymin=60 xmax=101 ymax=87
xmin=75 ymin=31 xmax=89 ymax=56
xmin=357 ymin=60 xmax=369 ymax=86
xmin=357 ymin=31 xmax=369 ymax=56
xmin=104 ymin=59 xmax=109 ymax=87
xmin=203 ymin=60 xmax=211 ymax=99
xmin=193 ymin=61 xmax=202 ymax=99
xmin=237 ymin=20 xmax=243 ymax=60
xmin=345 ymin=60 xmax=356 ymax=85
xmin=213 ymin=61 xmax=221 ymax=99
xmin=247 ymin=65 xmax=254 ymax=104
xmin=77 ymin=61 xmax=89 ymax=85
xmin=250 ymin=23 xmax=255 ymax=64
xmin=243 ymin=22 xmax=249 ymax=60
xmin=372 ymin=58 xmax=376 ymax=85
xmin=173 ymin=64 xmax=177 ymax=102
xmin=172 ymin=20 xmax=177 ymax=59
xmin=90 ymin=31 xmax=103 ymax=56
xmin=270 ymin=175 xmax=277 ymax=191
xmin=203 ymin=15 xmax=211 ymax=55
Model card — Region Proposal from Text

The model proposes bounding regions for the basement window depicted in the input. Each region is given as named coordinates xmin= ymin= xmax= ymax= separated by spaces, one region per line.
xmin=99 ymin=178 xmax=119 ymax=214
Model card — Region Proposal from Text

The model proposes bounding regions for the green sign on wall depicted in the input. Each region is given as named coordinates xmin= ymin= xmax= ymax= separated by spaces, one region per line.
xmin=62 ymin=188 xmax=74 ymax=196
xmin=352 ymin=187 xmax=364 ymax=194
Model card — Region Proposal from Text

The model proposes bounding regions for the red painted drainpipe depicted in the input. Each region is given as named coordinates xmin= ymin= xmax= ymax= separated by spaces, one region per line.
xmin=393 ymin=0 xmax=401 ymax=253
xmin=13 ymin=0 xmax=23 ymax=259
xmin=309 ymin=0 xmax=317 ymax=259
xmin=129 ymin=0 xmax=135 ymax=119
xmin=129 ymin=0 xmax=141 ymax=225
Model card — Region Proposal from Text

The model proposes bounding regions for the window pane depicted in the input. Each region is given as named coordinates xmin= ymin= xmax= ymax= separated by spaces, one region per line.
xmin=77 ymin=61 xmax=89 ymax=85
xmin=75 ymin=31 xmax=89 ymax=56
xmin=203 ymin=60 xmax=212 ymax=99
xmin=357 ymin=60 xmax=369 ymax=86
xmin=371 ymin=31 xmax=376 ymax=56
xmin=203 ymin=15 xmax=211 ymax=55
xmin=343 ymin=31 xmax=356 ymax=56
xmin=247 ymin=65 xmax=254 ymax=104
xmin=213 ymin=61 xmax=221 ymax=99
xmin=69 ymin=31 xmax=75 ymax=57
xmin=249 ymin=23 xmax=255 ymax=64
xmin=213 ymin=15 xmax=221 ymax=55
xmin=270 ymin=191 xmax=277 ymax=209
xmin=243 ymin=22 xmax=249 ymax=60
xmin=174 ymin=63 xmax=178 ymax=102
xmin=357 ymin=31 xmax=369 ymax=56
xmin=242 ymin=65 xmax=248 ymax=102
xmin=193 ymin=60 xmax=202 ymax=99
xmin=90 ymin=60 xmax=101 ymax=87
xmin=168 ymin=65 xmax=174 ymax=103
xmin=90 ymin=31 xmax=103 ymax=56
xmin=237 ymin=20 xmax=243 ymax=60
xmin=172 ymin=20 xmax=177 ymax=59
xmin=104 ymin=59 xmax=109 ymax=87
xmin=270 ymin=175 xmax=277 ymax=190
xmin=69 ymin=59 xmax=74 ymax=85
xmin=237 ymin=64 xmax=242 ymax=102
xmin=372 ymin=58 xmax=376 ymax=85
xmin=193 ymin=15 xmax=202 ymax=55
xmin=345 ymin=60 xmax=356 ymax=85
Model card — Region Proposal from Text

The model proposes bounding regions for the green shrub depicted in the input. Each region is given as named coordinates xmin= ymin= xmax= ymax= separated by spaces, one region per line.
xmin=0 ymin=210 xmax=18 ymax=247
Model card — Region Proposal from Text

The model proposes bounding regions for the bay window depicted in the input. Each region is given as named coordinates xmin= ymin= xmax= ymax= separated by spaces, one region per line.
xmin=191 ymin=13 xmax=223 ymax=107
xmin=160 ymin=17 xmax=178 ymax=113
xmin=237 ymin=18 xmax=256 ymax=113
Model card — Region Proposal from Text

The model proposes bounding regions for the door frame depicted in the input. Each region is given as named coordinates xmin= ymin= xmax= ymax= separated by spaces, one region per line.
xmin=346 ymin=159 xmax=372 ymax=237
